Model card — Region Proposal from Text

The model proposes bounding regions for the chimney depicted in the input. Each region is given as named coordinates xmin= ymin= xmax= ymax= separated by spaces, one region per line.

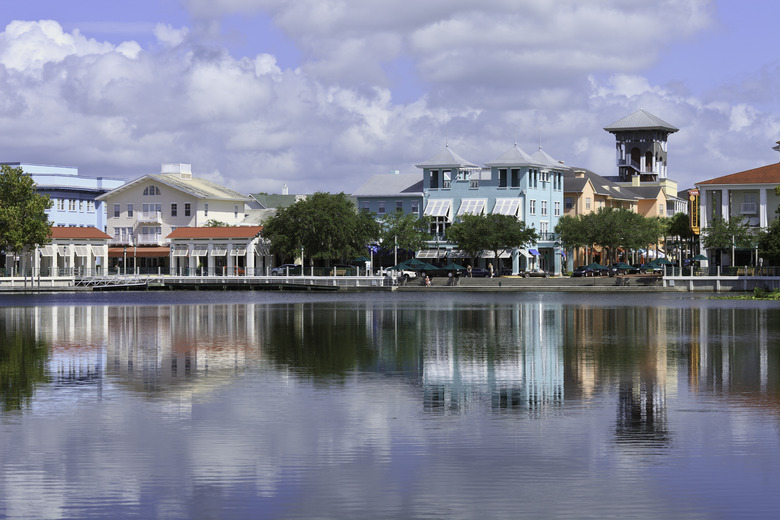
xmin=161 ymin=163 xmax=192 ymax=179
xmin=573 ymin=169 xmax=585 ymax=178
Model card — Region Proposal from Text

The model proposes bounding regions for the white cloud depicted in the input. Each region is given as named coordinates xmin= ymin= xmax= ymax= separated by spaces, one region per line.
xmin=153 ymin=23 xmax=189 ymax=48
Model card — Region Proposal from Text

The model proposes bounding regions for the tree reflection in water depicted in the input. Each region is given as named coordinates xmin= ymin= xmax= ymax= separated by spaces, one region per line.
xmin=0 ymin=310 xmax=49 ymax=412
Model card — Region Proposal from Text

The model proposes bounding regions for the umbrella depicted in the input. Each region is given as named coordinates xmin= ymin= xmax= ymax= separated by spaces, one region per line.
xmin=586 ymin=262 xmax=606 ymax=269
xmin=693 ymin=254 xmax=708 ymax=261
xmin=441 ymin=261 xmax=467 ymax=271
xmin=405 ymin=258 xmax=429 ymax=267
xmin=655 ymin=258 xmax=673 ymax=265
xmin=352 ymin=256 xmax=370 ymax=263
xmin=614 ymin=262 xmax=632 ymax=270
xmin=387 ymin=261 xmax=411 ymax=271
xmin=408 ymin=261 xmax=439 ymax=272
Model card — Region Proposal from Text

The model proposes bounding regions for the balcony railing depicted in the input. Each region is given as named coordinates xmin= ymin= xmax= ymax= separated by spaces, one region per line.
xmin=137 ymin=235 xmax=163 ymax=246
xmin=138 ymin=211 xmax=162 ymax=223
xmin=110 ymin=237 xmax=133 ymax=245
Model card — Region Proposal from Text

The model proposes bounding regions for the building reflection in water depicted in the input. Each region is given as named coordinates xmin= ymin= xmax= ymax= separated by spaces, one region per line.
xmin=5 ymin=299 xmax=780 ymax=433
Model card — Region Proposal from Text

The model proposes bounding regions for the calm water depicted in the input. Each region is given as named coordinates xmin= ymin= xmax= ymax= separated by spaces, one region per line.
xmin=1 ymin=291 xmax=779 ymax=519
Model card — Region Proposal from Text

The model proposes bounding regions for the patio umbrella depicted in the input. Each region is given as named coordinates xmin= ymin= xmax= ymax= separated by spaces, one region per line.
xmin=586 ymin=262 xmax=606 ymax=269
xmin=408 ymin=261 xmax=439 ymax=272
xmin=441 ymin=261 xmax=467 ymax=271
xmin=693 ymin=254 xmax=708 ymax=261
xmin=405 ymin=258 xmax=429 ymax=267
xmin=655 ymin=258 xmax=673 ymax=265
xmin=352 ymin=256 xmax=370 ymax=263
xmin=614 ymin=262 xmax=632 ymax=270
xmin=387 ymin=260 xmax=411 ymax=271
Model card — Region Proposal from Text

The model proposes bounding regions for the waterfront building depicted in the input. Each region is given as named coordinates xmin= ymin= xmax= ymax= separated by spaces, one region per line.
xmin=4 ymin=226 xmax=111 ymax=278
xmin=96 ymin=163 xmax=253 ymax=271
xmin=696 ymin=141 xmax=780 ymax=265
xmin=1 ymin=162 xmax=124 ymax=229
xmin=603 ymin=109 xmax=687 ymax=217
xmin=355 ymin=143 xmax=566 ymax=275
xmin=167 ymin=226 xmax=270 ymax=276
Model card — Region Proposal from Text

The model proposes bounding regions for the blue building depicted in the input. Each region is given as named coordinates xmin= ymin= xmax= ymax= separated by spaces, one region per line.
xmin=3 ymin=163 xmax=125 ymax=230
xmin=354 ymin=143 xmax=566 ymax=275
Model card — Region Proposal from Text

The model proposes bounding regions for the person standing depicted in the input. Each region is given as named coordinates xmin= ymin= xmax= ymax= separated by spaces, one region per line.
xmin=467 ymin=265 xmax=472 ymax=278
xmin=488 ymin=263 xmax=494 ymax=278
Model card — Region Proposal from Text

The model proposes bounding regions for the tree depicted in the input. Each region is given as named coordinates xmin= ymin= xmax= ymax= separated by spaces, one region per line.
xmin=262 ymin=192 xmax=381 ymax=264
xmin=758 ymin=217 xmax=780 ymax=264
xmin=0 ymin=164 xmax=52 ymax=264
xmin=205 ymin=219 xmax=232 ymax=227
xmin=446 ymin=213 xmax=538 ymax=266
xmin=701 ymin=216 xmax=754 ymax=264
xmin=378 ymin=211 xmax=430 ymax=256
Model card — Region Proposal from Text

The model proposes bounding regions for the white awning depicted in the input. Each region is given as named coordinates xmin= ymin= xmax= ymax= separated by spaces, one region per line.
xmin=424 ymin=199 xmax=452 ymax=218
xmin=74 ymin=246 xmax=89 ymax=257
xmin=481 ymin=250 xmax=511 ymax=259
xmin=57 ymin=245 xmax=68 ymax=256
xmin=447 ymin=250 xmax=469 ymax=259
xmin=192 ymin=245 xmax=208 ymax=256
xmin=457 ymin=198 xmax=487 ymax=216
xmin=39 ymin=245 xmax=56 ymax=257
xmin=255 ymin=242 xmax=271 ymax=256
xmin=210 ymin=244 xmax=228 ymax=256
xmin=91 ymin=245 xmax=106 ymax=257
xmin=229 ymin=245 xmax=247 ymax=256
xmin=417 ymin=249 xmax=446 ymax=259
xmin=172 ymin=245 xmax=189 ymax=257
xmin=518 ymin=249 xmax=532 ymax=259
xmin=493 ymin=198 xmax=520 ymax=216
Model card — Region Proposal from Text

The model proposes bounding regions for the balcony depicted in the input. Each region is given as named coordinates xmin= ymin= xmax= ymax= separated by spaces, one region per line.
xmin=110 ymin=237 xmax=133 ymax=246
xmin=138 ymin=211 xmax=162 ymax=223
xmin=137 ymin=235 xmax=163 ymax=246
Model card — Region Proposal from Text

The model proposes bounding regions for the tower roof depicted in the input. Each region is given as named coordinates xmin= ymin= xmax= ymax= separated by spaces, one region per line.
xmin=604 ymin=109 xmax=679 ymax=133
xmin=415 ymin=146 xmax=478 ymax=169
xmin=485 ymin=144 xmax=542 ymax=167
xmin=530 ymin=147 xmax=569 ymax=170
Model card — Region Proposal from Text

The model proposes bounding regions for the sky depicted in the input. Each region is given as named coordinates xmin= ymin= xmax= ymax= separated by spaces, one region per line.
xmin=1 ymin=0 xmax=779 ymax=195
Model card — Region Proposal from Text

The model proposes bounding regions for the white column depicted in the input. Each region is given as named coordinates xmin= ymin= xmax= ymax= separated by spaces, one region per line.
xmin=760 ymin=188 xmax=768 ymax=228
xmin=721 ymin=189 xmax=729 ymax=222
xmin=189 ymin=243 xmax=197 ymax=275
xmin=227 ymin=242 xmax=235 ymax=274
xmin=207 ymin=243 xmax=214 ymax=276
xmin=247 ymin=240 xmax=256 ymax=274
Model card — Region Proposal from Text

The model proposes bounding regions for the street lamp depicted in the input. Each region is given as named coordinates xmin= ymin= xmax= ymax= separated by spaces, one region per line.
xmin=123 ymin=247 xmax=127 ymax=276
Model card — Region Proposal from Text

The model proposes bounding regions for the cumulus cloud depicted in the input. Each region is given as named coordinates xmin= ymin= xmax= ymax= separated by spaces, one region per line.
xmin=0 ymin=1 xmax=778 ymax=196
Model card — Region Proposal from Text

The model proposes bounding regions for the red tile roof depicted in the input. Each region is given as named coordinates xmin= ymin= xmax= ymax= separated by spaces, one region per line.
xmin=49 ymin=227 xmax=111 ymax=239
xmin=166 ymin=226 xmax=263 ymax=239
xmin=697 ymin=162 xmax=780 ymax=185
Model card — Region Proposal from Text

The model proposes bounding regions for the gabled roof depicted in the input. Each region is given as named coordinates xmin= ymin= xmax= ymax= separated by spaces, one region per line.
xmin=97 ymin=173 xmax=251 ymax=202
xmin=696 ymin=162 xmax=780 ymax=186
xmin=242 ymin=208 xmax=277 ymax=225
xmin=531 ymin=147 xmax=570 ymax=170
xmin=415 ymin=146 xmax=478 ymax=169
xmin=563 ymin=169 xmax=638 ymax=201
xmin=604 ymin=109 xmax=679 ymax=133
xmin=49 ymin=226 xmax=111 ymax=240
xmin=250 ymin=193 xmax=303 ymax=209
xmin=352 ymin=173 xmax=423 ymax=197
xmin=485 ymin=144 xmax=541 ymax=167
xmin=626 ymin=185 xmax=665 ymax=200
xmin=167 ymin=226 xmax=263 ymax=240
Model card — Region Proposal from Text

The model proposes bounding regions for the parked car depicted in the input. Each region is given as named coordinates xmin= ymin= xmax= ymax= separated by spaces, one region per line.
xmin=520 ymin=269 xmax=550 ymax=278
xmin=379 ymin=268 xmax=418 ymax=280
xmin=469 ymin=267 xmax=491 ymax=277
xmin=271 ymin=263 xmax=301 ymax=276
xmin=638 ymin=263 xmax=662 ymax=274
xmin=572 ymin=266 xmax=595 ymax=277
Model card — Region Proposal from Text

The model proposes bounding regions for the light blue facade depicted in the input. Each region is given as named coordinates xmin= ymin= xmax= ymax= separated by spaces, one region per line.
xmin=3 ymin=163 xmax=125 ymax=231
xmin=416 ymin=145 xmax=565 ymax=275
xmin=354 ymin=145 xmax=566 ymax=275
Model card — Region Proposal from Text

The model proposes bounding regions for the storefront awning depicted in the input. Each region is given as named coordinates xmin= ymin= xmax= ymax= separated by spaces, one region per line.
xmin=74 ymin=246 xmax=90 ymax=257
xmin=457 ymin=199 xmax=487 ymax=216
xmin=172 ymin=245 xmax=189 ymax=257
xmin=518 ymin=249 xmax=532 ymax=259
xmin=229 ymin=245 xmax=247 ymax=256
xmin=39 ymin=245 xmax=56 ymax=257
xmin=191 ymin=245 xmax=208 ymax=256
xmin=424 ymin=199 xmax=452 ymax=219
xmin=210 ymin=244 xmax=228 ymax=256
xmin=481 ymin=250 xmax=511 ymax=259
xmin=417 ymin=249 xmax=446 ymax=259
xmin=529 ymin=249 xmax=540 ymax=256
xmin=91 ymin=245 xmax=106 ymax=257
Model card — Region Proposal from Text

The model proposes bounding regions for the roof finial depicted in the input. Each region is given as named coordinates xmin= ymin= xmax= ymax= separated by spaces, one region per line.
xmin=445 ymin=123 xmax=449 ymax=148
xmin=538 ymin=129 xmax=542 ymax=150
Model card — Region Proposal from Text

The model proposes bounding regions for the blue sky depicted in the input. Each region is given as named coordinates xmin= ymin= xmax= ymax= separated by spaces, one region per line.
xmin=1 ymin=0 xmax=778 ymax=194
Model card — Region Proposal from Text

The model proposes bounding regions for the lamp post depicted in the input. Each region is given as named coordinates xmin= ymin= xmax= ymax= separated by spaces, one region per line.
xmin=123 ymin=247 xmax=127 ymax=276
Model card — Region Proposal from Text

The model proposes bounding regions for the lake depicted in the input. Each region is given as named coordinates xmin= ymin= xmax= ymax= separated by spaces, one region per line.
xmin=0 ymin=291 xmax=779 ymax=519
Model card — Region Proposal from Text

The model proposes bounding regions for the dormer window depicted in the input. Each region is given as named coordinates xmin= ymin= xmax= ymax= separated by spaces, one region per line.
xmin=143 ymin=185 xmax=161 ymax=196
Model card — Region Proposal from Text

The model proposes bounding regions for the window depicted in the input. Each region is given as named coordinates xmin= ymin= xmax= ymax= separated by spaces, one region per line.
xmin=114 ymin=204 xmax=120 ymax=218
xmin=235 ymin=204 xmax=239 ymax=218
xmin=79 ymin=200 xmax=84 ymax=212
xmin=498 ymin=169 xmax=508 ymax=188
xmin=442 ymin=170 xmax=452 ymax=189
xmin=530 ymin=200 xmax=536 ymax=215
xmin=127 ymin=203 xmax=133 ymax=217
xmin=430 ymin=170 xmax=439 ymax=189
xmin=554 ymin=201 xmax=560 ymax=216
xmin=378 ymin=201 xmax=386 ymax=215
xmin=540 ymin=221 xmax=549 ymax=235
xmin=585 ymin=197 xmax=591 ymax=210
xmin=659 ymin=204 xmax=664 ymax=215
xmin=143 ymin=185 xmax=161 ymax=196
xmin=184 ymin=203 xmax=191 ymax=217
xmin=411 ymin=200 xmax=420 ymax=216
xmin=171 ymin=203 xmax=177 ymax=217
xmin=564 ymin=197 xmax=573 ymax=209
xmin=360 ymin=201 xmax=370 ymax=212
xmin=204 ymin=203 xmax=209 ymax=217
xmin=541 ymin=200 xmax=547 ymax=216
xmin=511 ymin=169 xmax=520 ymax=188
xmin=396 ymin=200 xmax=403 ymax=212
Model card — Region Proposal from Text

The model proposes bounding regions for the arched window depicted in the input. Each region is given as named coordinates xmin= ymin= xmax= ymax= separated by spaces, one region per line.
xmin=645 ymin=151 xmax=653 ymax=172
xmin=143 ymin=185 xmax=161 ymax=196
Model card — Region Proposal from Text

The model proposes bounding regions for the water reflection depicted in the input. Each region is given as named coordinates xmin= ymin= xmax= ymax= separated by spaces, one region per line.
xmin=0 ymin=309 xmax=49 ymax=412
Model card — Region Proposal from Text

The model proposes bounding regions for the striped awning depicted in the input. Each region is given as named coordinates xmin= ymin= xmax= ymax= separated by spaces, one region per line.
xmin=255 ymin=242 xmax=271 ymax=256
xmin=481 ymin=250 xmax=511 ymax=259
xmin=493 ymin=198 xmax=520 ymax=216
xmin=91 ymin=245 xmax=106 ymax=257
xmin=210 ymin=244 xmax=228 ymax=256
xmin=229 ymin=245 xmax=247 ymax=256
xmin=39 ymin=245 xmax=56 ymax=257
xmin=424 ymin=199 xmax=452 ymax=219
xmin=57 ymin=245 xmax=68 ymax=256
xmin=172 ymin=245 xmax=189 ymax=257
xmin=74 ymin=246 xmax=90 ymax=257
xmin=417 ymin=249 xmax=446 ymax=259
xmin=518 ymin=249 xmax=532 ymax=259
xmin=192 ymin=245 xmax=208 ymax=256
xmin=457 ymin=199 xmax=487 ymax=216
